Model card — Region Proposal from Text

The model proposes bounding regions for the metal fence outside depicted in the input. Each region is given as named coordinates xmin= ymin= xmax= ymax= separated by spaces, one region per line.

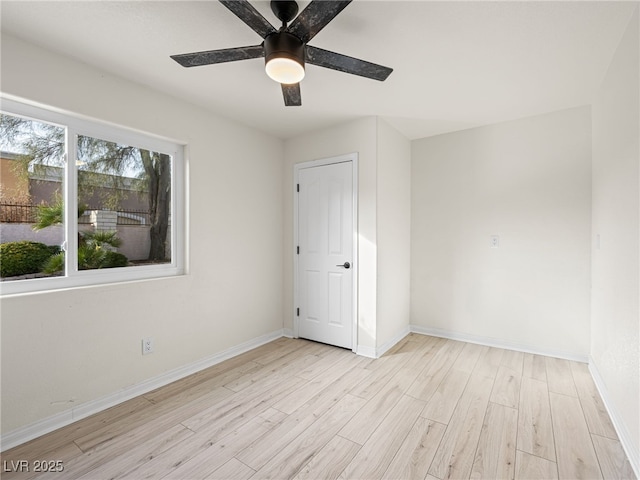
xmin=0 ymin=202 xmax=150 ymax=226
xmin=0 ymin=202 xmax=37 ymax=223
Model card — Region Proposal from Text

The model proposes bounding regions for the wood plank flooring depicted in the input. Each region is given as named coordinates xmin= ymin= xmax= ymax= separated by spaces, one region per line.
xmin=1 ymin=334 xmax=636 ymax=479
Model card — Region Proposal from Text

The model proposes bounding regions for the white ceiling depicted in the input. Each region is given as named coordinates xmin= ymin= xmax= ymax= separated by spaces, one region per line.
xmin=1 ymin=1 xmax=636 ymax=140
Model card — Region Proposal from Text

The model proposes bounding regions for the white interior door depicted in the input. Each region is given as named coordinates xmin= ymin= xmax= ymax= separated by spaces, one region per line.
xmin=297 ymin=160 xmax=354 ymax=349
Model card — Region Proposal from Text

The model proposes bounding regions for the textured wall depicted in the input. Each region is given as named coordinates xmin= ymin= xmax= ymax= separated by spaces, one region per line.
xmin=591 ymin=7 xmax=640 ymax=470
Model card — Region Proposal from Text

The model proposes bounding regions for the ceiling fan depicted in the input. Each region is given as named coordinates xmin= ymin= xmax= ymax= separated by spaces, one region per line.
xmin=170 ymin=0 xmax=393 ymax=106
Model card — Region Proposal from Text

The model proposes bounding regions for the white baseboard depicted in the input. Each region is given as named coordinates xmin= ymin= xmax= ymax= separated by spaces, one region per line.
xmin=355 ymin=325 xmax=411 ymax=359
xmin=588 ymin=357 xmax=640 ymax=479
xmin=410 ymin=325 xmax=589 ymax=363
xmin=377 ymin=325 xmax=411 ymax=358
xmin=1 ymin=329 xmax=286 ymax=452
xmin=356 ymin=345 xmax=377 ymax=358
xmin=282 ymin=328 xmax=294 ymax=338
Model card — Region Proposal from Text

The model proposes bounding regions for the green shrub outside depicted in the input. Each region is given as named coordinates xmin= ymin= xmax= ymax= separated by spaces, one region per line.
xmin=1 ymin=241 xmax=128 ymax=278
xmin=42 ymin=252 xmax=65 ymax=275
xmin=0 ymin=241 xmax=60 ymax=277
xmin=42 ymin=248 xmax=129 ymax=274
xmin=103 ymin=251 xmax=128 ymax=268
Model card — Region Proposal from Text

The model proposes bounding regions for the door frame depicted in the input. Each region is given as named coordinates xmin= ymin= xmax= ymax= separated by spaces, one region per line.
xmin=293 ymin=153 xmax=359 ymax=352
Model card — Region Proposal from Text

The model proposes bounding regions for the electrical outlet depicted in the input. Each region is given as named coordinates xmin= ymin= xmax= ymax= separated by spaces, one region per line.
xmin=142 ymin=337 xmax=154 ymax=355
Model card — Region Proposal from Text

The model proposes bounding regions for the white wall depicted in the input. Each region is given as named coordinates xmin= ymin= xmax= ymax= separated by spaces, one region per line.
xmin=411 ymin=106 xmax=592 ymax=359
xmin=0 ymin=34 xmax=284 ymax=436
xmin=283 ymin=118 xmax=378 ymax=351
xmin=591 ymin=7 xmax=639 ymax=472
xmin=376 ymin=119 xmax=411 ymax=349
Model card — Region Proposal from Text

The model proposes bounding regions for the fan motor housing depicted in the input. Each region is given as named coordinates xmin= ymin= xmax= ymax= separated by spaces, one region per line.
xmin=271 ymin=0 xmax=299 ymax=24
xmin=264 ymin=32 xmax=305 ymax=69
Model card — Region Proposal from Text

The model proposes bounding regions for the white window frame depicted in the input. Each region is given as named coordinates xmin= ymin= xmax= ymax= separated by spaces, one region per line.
xmin=0 ymin=97 xmax=186 ymax=296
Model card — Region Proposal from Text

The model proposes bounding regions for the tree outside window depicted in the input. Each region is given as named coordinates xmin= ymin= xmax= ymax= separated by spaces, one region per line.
xmin=0 ymin=104 xmax=182 ymax=291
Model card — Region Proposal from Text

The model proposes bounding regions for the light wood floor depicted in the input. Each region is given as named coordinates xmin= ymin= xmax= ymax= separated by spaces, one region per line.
xmin=1 ymin=334 xmax=636 ymax=480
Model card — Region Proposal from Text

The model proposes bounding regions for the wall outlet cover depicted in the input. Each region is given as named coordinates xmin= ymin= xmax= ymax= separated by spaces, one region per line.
xmin=142 ymin=337 xmax=154 ymax=355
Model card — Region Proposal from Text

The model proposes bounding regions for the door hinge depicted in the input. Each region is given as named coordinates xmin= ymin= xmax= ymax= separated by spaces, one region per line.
xmin=296 ymin=308 xmax=300 ymax=317
xmin=297 ymin=183 xmax=300 ymax=192
xmin=297 ymin=246 xmax=300 ymax=254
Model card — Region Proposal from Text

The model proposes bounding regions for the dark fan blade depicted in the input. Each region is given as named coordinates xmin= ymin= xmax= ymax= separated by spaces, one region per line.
xmin=219 ymin=0 xmax=277 ymax=39
xmin=306 ymin=45 xmax=392 ymax=81
xmin=282 ymin=83 xmax=301 ymax=106
xmin=286 ymin=0 xmax=351 ymax=44
xmin=171 ymin=45 xmax=264 ymax=67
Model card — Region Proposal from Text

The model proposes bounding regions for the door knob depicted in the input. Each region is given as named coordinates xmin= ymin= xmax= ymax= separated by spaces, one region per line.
xmin=337 ymin=262 xmax=351 ymax=269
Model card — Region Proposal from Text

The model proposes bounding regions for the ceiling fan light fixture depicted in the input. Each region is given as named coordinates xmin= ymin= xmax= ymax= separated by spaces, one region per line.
xmin=172 ymin=0 xmax=393 ymax=106
xmin=264 ymin=31 xmax=305 ymax=84
xmin=266 ymin=57 xmax=305 ymax=84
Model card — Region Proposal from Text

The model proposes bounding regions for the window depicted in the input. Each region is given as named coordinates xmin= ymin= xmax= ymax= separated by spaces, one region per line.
xmin=0 ymin=98 xmax=185 ymax=295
